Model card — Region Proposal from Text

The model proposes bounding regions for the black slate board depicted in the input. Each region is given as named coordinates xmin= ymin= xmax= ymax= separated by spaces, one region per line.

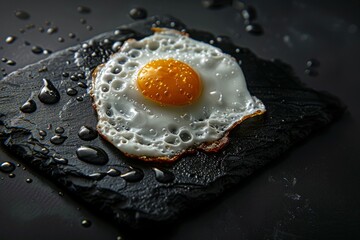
xmin=0 ymin=15 xmax=344 ymax=228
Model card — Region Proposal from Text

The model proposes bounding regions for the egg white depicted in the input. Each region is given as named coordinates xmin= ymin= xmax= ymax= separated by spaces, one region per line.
xmin=91 ymin=29 xmax=265 ymax=161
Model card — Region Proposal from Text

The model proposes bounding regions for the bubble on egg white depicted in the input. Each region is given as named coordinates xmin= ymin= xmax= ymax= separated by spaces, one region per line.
xmin=92 ymin=29 xmax=265 ymax=159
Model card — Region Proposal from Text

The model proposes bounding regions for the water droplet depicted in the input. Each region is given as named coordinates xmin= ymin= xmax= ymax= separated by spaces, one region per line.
xmin=55 ymin=127 xmax=65 ymax=134
xmin=81 ymin=219 xmax=92 ymax=227
xmin=20 ymin=99 xmax=37 ymax=113
xmin=76 ymin=96 xmax=83 ymax=101
xmin=25 ymin=24 xmax=35 ymax=30
xmin=62 ymin=72 xmax=69 ymax=77
xmin=41 ymin=147 xmax=49 ymax=154
xmin=121 ymin=168 xmax=144 ymax=182
xmin=58 ymin=191 xmax=64 ymax=196
xmin=70 ymin=75 xmax=79 ymax=81
xmin=53 ymin=156 xmax=68 ymax=164
xmin=304 ymin=68 xmax=318 ymax=77
xmin=201 ymin=0 xmax=232 ymax=9
xmin=31 ymin=46 xmax=43 ymax=54
xmin=80 ymin=18 xmax=87 ymax=24
xmin=47 ymin=27 xmax=58 ymax=35
xmin=66 ymin=88 xmax=78 ymax=96
xmin=39 ymin=130 xmax=47 ymax=137
xmin=15 ymin=10 xmax=30 ymax=20
xmin=6 ymin=59 xmax=16 ymax=66
xmin=38 ymin=79 xmax=60 ymax=104
xmin=306 ymin=58 xmax=320 ymax=68
xmin=76 ymin=146 xmax=109 ymax=165
xmin=78 ymin=81 xmax=87 ymax=88
xmin=68 ymin=32 xmax=76 ymax=39
xmin=129 ymin=8 xmax=147 ymax=20
xmin=77 ymin=6 xmax=91 ymax=14
xmin=245 ymin=23 xmax=263 ymax=35
xmin=26 ymin=178 xmax=33 ymax=183
xmin=88 ymin=172 xmax=105 ymax=180
xmin=107 ymin=168 xmax=121 ymax=177
xmin=58 ymin=37 xmax=64 ymax=42
xmin=50 ymin=135 xmax=67 ymax=145
xmin=77 ymin=72 xmax=86 ymax=79
xmin=8 ymin=173 xmax=16 ymax=178
xmin=0 ymin=161 xmax=16 ymax=173
xmin=43 ymin=49 xmax=52 ymax=55
xmin=153 ymin=168 xmax=175 ymax=183
xmin=78 ymin=126 xmax=98 ymax=141
xmin=241 ymin=5 xmax=257 ymax=21
xmin=5 ymin=36 xmax=17 ymax=44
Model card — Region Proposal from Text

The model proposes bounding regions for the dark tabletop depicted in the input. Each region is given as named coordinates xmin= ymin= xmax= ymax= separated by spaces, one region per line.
xmin=0 ymin=0 xmax=359 ymax=239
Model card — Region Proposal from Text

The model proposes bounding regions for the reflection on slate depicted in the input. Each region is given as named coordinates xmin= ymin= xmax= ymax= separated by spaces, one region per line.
xmin=0 ymin=15 xmax=345 ymax=228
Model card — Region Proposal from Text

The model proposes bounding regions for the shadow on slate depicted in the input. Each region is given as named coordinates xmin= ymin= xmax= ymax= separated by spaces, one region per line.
xmin=0 ymin=15 xmax=345 ymax=228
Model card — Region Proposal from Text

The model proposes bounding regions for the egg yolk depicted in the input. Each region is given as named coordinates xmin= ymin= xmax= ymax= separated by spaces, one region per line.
xmin=137 ymin=58 xmax=202 ymax=106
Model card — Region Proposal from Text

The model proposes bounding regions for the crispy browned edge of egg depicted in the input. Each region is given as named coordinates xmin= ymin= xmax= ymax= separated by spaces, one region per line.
xmin=89 ymin=29 xmax=266 ymax=163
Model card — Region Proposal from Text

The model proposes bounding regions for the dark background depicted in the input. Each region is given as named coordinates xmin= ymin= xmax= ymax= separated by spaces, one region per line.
xmin=0 ymin=0 xmax=359 ymax=239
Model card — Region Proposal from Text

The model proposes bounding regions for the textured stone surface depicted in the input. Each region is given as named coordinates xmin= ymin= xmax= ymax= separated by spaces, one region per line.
xmin=0 ymin=15 xmax=344 ymax=228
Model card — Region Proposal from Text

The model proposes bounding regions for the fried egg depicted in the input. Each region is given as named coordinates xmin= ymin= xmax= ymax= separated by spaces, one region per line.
xmin=91 ymin=28 xmax=265 ymax=162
